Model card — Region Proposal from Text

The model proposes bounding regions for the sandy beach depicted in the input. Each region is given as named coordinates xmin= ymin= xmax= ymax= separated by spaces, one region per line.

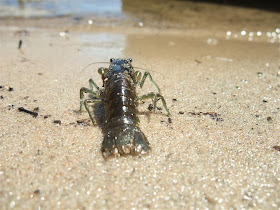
xmin=1 ymin=0 xmax=280 ymax=209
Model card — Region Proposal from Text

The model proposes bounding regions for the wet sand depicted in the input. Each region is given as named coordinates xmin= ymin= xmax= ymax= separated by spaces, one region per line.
xmin=1 ymin=1 xmax=280 ymax=209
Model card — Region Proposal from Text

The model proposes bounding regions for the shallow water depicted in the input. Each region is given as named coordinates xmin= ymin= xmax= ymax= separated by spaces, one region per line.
xmin=0 ymin=0 xmax=123 ymax=17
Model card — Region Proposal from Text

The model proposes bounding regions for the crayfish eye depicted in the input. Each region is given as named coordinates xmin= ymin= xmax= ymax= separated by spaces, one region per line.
xmin=110 ymin=58 xmax=115 ymax=63
xmin=98 ymin=67 xmax=107 ymax=76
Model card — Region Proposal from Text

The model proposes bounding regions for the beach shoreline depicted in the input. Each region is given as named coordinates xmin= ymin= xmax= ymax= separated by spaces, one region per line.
xmin=1 ymin=1 xmax=280 ymax=209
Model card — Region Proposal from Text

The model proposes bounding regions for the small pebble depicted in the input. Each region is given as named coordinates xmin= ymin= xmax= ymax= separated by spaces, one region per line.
xmin=34 ymin=189 xmax=40 ymax=194
xmin=8 ymin=104 xmax=15 ymax=110
xmin=148 ymin=104 xmax=153 ymax=111
xmin=179 ymin=111 xmax=184 ymax=114
xmin=267 ymin=116 xmax=272 ymax=122
xmin=0 ymin=85 xmax=14 ymax=91
xmin=18 ymin=40 xmax=22 ymax=49
xmin=33 ymin=107 xmax=40 ymax=112
xmin=53 ymin=120 xmax=61 ymax=125
xmin=273 ymin=146 xmax=280 ymax=152
xmin=77 ymin=120 xmax=90 ymax=126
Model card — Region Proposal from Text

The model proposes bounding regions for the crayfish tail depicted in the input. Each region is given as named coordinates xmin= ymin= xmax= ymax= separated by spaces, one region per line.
xmin=101 ymin=125 xmax=150 ymax=158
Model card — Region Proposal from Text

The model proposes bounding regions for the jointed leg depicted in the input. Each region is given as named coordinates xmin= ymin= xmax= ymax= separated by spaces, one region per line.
xmin=137 ymin=71 xmax=161 ymax=93
xmin=139 ymin=92 xmax=171 ymax=116
xmin=89 ymin=79 xmax=100 ymax=91
xmin=137 ymin=71 xmax=171 ymax=116
xmin=83 ymin=98 xmax=102 ymax=125
xmin=80 ymin=87 xmax=101 ymax=112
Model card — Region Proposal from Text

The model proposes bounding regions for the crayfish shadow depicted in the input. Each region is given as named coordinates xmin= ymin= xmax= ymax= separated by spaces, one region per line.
xmin=138 ymin=111 xmax=152 ymax=123
xmin=92 ymin=102 xmax=106 ymax=131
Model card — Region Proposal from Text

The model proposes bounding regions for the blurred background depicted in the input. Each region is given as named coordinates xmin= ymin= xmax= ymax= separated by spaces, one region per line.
xmin=0 ymin=0 xmax=279 ymax=18
xmin=0 ymin=0 xmax=279 ymax=33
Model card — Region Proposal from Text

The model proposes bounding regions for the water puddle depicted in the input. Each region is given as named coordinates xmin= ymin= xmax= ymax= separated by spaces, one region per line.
xmin=0 ymin=0 xmax=123 ymax=18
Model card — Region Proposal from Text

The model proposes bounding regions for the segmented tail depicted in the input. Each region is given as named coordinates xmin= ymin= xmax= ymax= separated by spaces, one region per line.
xmin=102 ymin=125 xmax=150 ymax=158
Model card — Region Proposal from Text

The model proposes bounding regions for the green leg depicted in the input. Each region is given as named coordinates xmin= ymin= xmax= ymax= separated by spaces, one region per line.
xmin=139 ymin=92 xmax=171 ymax=117
xmin=89 ymin=79 xmax=100 ymax=91
xmin=80 ymin=87 xmax=100 ymax=112
xmin=138 ymin=71 xmax=161 ymax=93
xmin=84 ymin=98 xmax=102 ymax=125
